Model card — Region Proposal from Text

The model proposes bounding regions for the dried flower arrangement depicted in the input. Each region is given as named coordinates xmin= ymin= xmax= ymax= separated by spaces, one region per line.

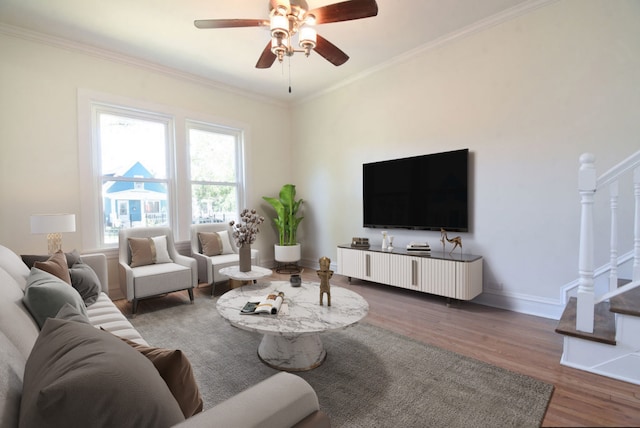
xmin=229 ymin=208 xmax=265 ymax=247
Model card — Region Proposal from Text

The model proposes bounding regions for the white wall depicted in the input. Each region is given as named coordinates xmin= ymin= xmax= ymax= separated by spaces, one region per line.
xmin=0 ymin=31 xmax=292 ymax=280
xmin=291 ymin=0 xmax=640 ymax=318
xmin=1 ymin=1 xmax=638 ymax=317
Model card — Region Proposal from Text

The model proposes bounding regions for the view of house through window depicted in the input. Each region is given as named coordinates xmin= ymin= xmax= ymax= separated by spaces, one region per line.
xmin=98 ymin=111 xmax=171 ymax=244
xmin=91 ymin=100 xmax=244 ymax=247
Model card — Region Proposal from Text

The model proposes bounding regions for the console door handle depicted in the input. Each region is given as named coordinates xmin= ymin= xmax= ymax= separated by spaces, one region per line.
xmin=411 ymin=260 xmax=418 ymax=286
xmin=365 ymin=254 xmax=371 ymax=277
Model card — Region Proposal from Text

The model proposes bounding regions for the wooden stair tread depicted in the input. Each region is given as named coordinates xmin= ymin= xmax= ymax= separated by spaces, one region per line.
xmin=610 ymin=279 xmax=640 ymax=316
xmin=555 ymin=297 xmax=616 ymax=345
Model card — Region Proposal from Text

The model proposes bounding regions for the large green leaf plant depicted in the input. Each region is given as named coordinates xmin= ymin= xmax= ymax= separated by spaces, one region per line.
xmin=262 ymin=184 xmax=304 ymax=246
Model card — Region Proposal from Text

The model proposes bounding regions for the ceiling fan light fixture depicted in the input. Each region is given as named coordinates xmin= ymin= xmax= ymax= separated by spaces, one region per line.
xmin=299 ymin=26 xmax=317 ymax=55
xmin=270 ymin=14 xmax=289 ymax=37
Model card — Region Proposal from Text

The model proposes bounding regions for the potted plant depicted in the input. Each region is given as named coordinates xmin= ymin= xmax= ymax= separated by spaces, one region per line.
xmin=262 ymin=184 xmax=303 ymax=263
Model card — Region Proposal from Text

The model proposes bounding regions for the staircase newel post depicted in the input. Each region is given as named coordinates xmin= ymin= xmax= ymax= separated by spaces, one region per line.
xmin=577 ymin=153 xmax=596 ymax=333
xmin=633 ymin=166 xmax=640 ymax=282
xmin=609 ymin=181 xmax=619 ymax=292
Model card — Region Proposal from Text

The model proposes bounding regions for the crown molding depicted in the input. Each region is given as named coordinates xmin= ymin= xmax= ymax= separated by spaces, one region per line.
xmin=298 ymin=0 xmax=558 ymax=105
xmin=0 ymin=22 xmax=287 ymax=109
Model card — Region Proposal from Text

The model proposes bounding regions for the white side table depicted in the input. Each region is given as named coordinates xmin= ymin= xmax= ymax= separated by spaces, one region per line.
xmin=219 ymin=265 xmax=272 ymax=288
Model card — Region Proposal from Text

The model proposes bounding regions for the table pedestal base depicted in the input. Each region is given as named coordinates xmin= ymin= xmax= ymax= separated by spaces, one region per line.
xmin=257 ymin=334 xmax=326 ymax=372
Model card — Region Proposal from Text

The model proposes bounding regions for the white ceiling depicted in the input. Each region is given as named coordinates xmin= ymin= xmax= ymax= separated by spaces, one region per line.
xmin=0 ymin=0 xmax=540 ymax=102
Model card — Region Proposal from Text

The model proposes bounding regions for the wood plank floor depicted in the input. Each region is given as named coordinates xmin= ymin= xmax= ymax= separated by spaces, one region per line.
xmin=116 ymin=269 xmax=640 ymax=427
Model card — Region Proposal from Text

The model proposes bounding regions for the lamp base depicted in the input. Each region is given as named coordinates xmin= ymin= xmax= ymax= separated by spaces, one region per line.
xmin=47 ymin=233 xmax=62 ymax=255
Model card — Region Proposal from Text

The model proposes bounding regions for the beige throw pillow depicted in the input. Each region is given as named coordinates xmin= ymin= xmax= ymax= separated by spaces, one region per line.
xmin=128 ymin=236 xmax=173 ymax=267
xmin=198 ymin=232 xmax=223 ymax=256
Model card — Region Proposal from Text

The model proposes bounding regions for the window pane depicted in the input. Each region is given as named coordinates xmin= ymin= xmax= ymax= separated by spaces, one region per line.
xmin=189 ymin=129 xmax=236 ymax=182
xmin=103 ymin=179 xmax=169 ymax=243
xmin=100 ymin=113 xmax=167 ymax=179
xmin=191 ymin=184 xmax=237 ymax=224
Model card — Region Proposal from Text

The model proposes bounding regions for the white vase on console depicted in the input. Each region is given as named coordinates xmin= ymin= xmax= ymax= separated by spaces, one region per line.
xmin=381 ymin=231 xmax=388 ymax=250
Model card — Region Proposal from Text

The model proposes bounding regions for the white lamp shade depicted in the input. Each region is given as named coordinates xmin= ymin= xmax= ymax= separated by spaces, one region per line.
xmin=30 ymin=214 xmax=76 ymax=234
xmin=299 ymin=26 xmax=317 ymax=46
xmin=270 ymin=15 xmax=288 ymax=35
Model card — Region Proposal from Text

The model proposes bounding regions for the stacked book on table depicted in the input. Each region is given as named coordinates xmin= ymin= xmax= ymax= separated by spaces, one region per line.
xmin=406 ymin=242 xmax=431 ymax=255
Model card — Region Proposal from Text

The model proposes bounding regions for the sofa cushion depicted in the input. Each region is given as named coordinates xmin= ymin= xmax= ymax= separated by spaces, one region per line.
xmin=68 ymin=262 xmax=101 ymax=306
xmin=21 ymin=249 xmax=81 ymax=269
xmin=0 ymin=244 xmax=30 ymax=290
xmin=198 ymin=232 xmax=223 ymax=256
xmin=0 ymin=267 xmax=40 ymax=358
xmin=118 ymin=336 xmax=203 ymax=418
xmin=129 ymin=236 xmax=173 ymax=267
xmin=85 ymin=293 xmax=148 ymax=346
xmin=33 ymin=250 xmax=72 ymax=285
xmin=0 ymin=330 xmax=25 ymax=428
xmin=19 ymin=317 xmax=185 ymax=428
xmin=22 ymin=268 xmax=88 ymax=329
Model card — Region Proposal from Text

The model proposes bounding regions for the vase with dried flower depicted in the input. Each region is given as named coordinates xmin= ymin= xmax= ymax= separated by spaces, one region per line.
xmin=229 ymin=208 xmax=265 ymax=272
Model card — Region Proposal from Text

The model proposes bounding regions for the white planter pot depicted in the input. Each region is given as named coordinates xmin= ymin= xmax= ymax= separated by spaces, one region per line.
xmin=274 ymin=244 xmax=301 ymax=263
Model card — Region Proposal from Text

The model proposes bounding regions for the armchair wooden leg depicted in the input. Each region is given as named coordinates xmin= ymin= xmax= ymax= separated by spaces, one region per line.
xmin=188 ymin=288 xmax=194 ymax=304
xmin=132 ymin=299 xmax=138 ymax=315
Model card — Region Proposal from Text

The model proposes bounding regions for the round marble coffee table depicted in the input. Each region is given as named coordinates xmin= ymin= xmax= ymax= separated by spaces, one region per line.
xmin=216 ymin=281 xmax=369 ymax=371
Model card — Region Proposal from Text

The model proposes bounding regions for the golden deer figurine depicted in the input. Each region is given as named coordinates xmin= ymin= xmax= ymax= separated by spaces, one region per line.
xmin=440 ymin=228 xmax=462 ymax=255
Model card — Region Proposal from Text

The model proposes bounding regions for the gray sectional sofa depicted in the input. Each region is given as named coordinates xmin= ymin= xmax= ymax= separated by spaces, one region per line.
xmin=0 ymin=243 xmax=329 ymax=428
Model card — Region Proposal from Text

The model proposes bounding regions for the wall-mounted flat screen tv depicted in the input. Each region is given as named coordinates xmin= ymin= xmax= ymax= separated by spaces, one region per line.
xmin=363 ymin=148 xmax=469 ymax=232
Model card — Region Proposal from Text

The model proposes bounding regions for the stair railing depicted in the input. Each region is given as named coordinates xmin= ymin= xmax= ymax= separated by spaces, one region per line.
xmin=577 ymin=150 xmax=640 ymax=333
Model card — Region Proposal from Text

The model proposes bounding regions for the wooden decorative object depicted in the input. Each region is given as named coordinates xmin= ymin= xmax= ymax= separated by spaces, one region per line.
xmin=317 ymin=256 xmax=333 ymax=306
xmin=440 ymin=228 xmax=462 ymax=255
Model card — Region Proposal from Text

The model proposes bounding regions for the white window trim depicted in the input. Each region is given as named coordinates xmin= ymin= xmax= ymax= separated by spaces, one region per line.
xmin=77 ymin=89 xmax=251 ymax=250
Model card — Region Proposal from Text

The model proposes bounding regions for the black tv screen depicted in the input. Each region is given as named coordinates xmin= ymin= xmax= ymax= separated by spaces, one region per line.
xmin=363 ymin=149 xmax=469 ymax=232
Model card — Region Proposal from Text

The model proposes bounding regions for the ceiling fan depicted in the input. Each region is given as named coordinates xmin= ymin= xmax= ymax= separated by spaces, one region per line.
xmin=194 ymin=0 xmax=379 ymax=69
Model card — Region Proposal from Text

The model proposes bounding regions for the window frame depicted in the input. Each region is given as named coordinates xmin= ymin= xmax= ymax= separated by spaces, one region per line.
xmin=78 ymin=89 xmax=249 ymax=250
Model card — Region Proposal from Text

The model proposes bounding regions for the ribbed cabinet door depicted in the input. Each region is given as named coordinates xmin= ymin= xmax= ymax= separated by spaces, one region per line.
xmin=421 ymin=259 xmax=457 ymax=298
xmin=455 ymin=258 xmax=483 ymax=299
xmin=389 ymin=254 xmax=422 ymax=291
xmin=337 ymin=247 xmax=363 ymax=278
xmin=363 ymin=251 xmax=390 ymax=283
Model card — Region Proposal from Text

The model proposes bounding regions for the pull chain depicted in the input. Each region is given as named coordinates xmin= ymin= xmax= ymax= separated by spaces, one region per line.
xmin=288 ymin=56 xmax=292 ymax=94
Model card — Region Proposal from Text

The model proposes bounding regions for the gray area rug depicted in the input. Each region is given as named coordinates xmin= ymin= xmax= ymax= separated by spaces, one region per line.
xmin=130 ymin=298 xmax=553 ymax=428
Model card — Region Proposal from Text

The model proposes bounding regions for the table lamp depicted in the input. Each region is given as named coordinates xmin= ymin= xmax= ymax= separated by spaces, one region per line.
xmin=30 ymin=214 xmax=76 ymax=254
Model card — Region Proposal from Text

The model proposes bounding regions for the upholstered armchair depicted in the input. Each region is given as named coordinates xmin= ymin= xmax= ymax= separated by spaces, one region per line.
xmin=118 ymin=227 xmax=197 ymax=314
xmin=190 ymin=223 xmax=259 ymax=295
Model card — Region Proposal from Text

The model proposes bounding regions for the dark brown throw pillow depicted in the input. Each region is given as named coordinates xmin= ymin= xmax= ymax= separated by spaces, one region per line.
xmin=33 ymin=250 xmax=71 ymax=285
xmin=119 ymin=336 xmax=204 ymax=418
xmin=198 ymin=232 xmax=223 ymax=256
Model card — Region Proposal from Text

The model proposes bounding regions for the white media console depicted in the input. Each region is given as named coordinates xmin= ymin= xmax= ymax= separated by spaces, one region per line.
xmin=337 ymin=245 xmax=483 ymax=301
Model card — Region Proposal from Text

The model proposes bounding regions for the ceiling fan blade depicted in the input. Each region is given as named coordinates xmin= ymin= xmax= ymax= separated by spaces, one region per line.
xmin=309 ymin=0 xmax=378 ymax=25
xmin=314 ymin=34 xmax=349 ymax=66
xmin=194 ymin=19 xmax=268 ymax=29
xmin=256 ymin=42 xmax=277 ymax=69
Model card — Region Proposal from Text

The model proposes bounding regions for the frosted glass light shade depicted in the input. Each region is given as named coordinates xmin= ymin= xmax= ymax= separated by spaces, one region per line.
xmin=30 ymin=214 xmax=76 ymax=254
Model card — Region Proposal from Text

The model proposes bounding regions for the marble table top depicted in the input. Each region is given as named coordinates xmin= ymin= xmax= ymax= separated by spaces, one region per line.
xmin=218 ymin=265 xmax=272 ymax=281
xmin=216 ymin=281 xmax=369 ymax=337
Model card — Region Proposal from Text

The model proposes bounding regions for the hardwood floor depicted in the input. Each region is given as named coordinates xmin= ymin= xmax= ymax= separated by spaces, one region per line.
xmin=116 ymin=269 xmax=640 ymax=427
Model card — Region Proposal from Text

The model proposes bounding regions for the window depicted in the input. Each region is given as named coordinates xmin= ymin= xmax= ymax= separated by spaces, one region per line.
xmin=188 ymin=121 xmax=243 ymax=225
xmin=79 ymin=91 xmax=246 ymax=249
xmin=97 ymin=109 xmax=172 ymax=244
